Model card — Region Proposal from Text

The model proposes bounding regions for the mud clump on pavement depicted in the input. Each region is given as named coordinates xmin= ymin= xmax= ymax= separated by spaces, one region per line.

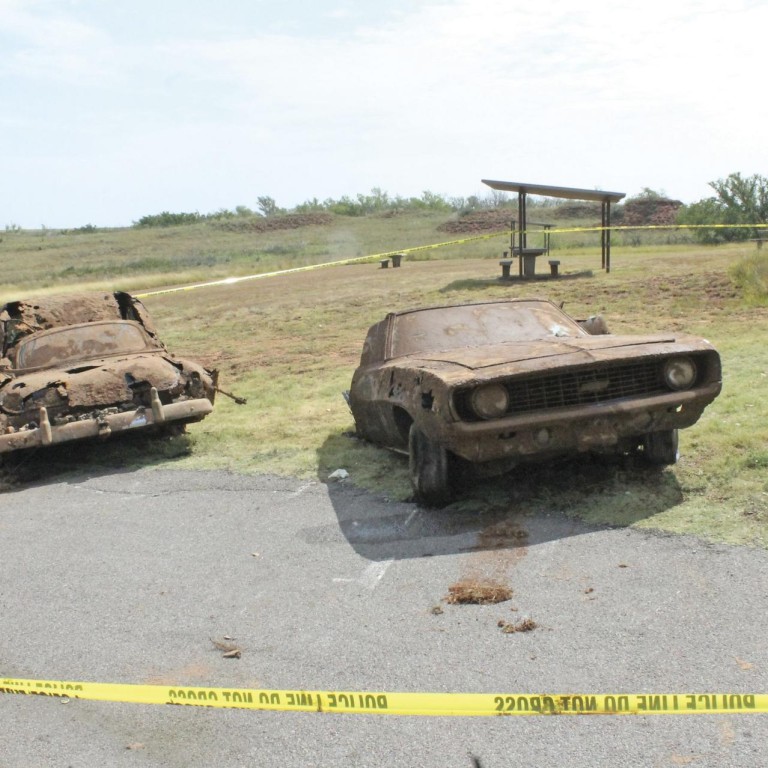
xmin=445 ymin=579 xmax=513 ymax=605
xmin=498 ymin=617 xmax=538 ymax=634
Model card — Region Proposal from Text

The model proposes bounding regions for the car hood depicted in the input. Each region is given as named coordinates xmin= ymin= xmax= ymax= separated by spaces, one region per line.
xmin=397 ymin=334 xmax=696 ymax=372
xmin=2 ymin=353 xmax=186 ymax=408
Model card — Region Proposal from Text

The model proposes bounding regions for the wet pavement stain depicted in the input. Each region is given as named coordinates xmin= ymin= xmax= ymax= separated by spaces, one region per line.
xmin=445 ymin=516 xmax=529 ymax=606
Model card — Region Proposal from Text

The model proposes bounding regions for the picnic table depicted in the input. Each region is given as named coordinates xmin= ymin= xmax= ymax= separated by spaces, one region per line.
xmin=513 ymin=247 xmax=546 ymax=276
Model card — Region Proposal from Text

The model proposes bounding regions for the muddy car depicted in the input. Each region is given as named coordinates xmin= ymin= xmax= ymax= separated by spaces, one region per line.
xmin=348 ymin=298 xmax=721 ymax=506
xmin=0 ymin=291 xmax=217 ymax=456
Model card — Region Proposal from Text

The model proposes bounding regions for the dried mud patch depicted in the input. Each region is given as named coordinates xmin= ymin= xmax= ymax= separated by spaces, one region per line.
xmin=445 ymin=579 xmax=513 ymax=605
xmin=444 ymin=518 xmax=528 ymax=608
xmin=144 ymin=661 xmax=214 ymax=686
xmin=475 ymin=520 xmax=529 ymax=550
xmin=498 ymin=617 xmax=538 ymax=634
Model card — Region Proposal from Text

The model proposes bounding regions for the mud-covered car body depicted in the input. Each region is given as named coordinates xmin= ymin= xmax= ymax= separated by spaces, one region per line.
xmin=349 ymin=299 xmax=721 ymax=505
xmin=0 ymin=292 xmax=217 ymax=455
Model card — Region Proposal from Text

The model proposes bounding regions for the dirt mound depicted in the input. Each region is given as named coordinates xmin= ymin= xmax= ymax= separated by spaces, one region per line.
xmin=437 ymin=198 xmax=683 ymax=234
xmin=437 ymin=209 xmax=515 ymax=234
xmin=622 ymin=198 xmax=682 ymax=226
xmin=211 ymin=213 xmax=335 ymax=233
xmin=552 ymin=202 xmax=602 ymax=219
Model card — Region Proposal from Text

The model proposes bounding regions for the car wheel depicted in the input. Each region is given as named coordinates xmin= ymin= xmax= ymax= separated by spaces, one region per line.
xmin=642 ymin=429 xmax=679 ymax=465
xmin=408 ymin=424 xmax=452 ymax=507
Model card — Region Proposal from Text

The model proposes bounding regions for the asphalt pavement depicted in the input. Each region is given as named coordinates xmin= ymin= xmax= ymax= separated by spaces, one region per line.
xmin=2 ymin=467 xmax=767 ymax=767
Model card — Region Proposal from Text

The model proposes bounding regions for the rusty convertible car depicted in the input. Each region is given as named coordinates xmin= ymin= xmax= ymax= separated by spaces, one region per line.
xmin=0 ymin=291 xmax=217 ymax=456
xmin=348 ymin=299 xmax=722 ymax=506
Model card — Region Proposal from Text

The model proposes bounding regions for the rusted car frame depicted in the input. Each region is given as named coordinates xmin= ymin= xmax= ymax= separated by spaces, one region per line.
xmin=0 ymin=291 xmax=217 ymax=456
xmin=348 ymin=298 xmax=722 ymax=506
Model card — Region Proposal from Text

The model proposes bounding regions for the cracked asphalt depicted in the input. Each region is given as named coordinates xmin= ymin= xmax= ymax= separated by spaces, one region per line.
xmin=2 ymin=467 xmax=767 ymax=767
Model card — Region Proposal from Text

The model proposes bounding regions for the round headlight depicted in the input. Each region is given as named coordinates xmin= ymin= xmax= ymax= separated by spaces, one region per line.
xmin=469 ymin=383 xmax=509 ymax=420
xmin=663 ymin=356 xmax=697 ymax=391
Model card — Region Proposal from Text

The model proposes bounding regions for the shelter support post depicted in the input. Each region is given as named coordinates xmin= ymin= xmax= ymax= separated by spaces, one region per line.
xmin=601 ymin=201 xmax=612 ymax=273
xmin=481 ymin=179 xmax=625 ymax=275
xmin=518 ymin=192 xmax=527 ymax=276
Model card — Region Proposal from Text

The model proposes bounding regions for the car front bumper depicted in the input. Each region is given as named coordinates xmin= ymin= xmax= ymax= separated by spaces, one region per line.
xmin=0 ymin=387 xmax=213 ymax=455
xmin=436 ymin=385 xmax=721 ymax=464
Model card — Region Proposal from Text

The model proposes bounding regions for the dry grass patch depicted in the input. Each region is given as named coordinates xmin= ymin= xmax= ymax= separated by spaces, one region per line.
xmin=445 ymin=579 xmax=513 ymax=605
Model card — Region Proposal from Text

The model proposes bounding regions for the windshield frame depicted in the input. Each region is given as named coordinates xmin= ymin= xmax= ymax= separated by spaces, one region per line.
xmin=11 ymin=320 xmax=159 ymax=372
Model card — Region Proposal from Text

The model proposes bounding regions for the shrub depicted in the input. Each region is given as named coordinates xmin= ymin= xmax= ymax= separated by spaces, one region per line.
xmin=133 ymin=211 xmax=202 ymax=228
xmin=730 ymin=252 xmax=768 ymax=305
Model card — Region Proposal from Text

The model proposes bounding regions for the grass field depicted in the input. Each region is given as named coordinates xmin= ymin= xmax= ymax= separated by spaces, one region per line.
xmin=2 ymin=215 xmax=767 ymax=547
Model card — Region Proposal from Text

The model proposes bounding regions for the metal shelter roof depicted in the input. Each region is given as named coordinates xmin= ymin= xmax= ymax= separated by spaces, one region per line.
xmin=481 ymin=179 xmax=626 ymax=273
xmin=481 ymin=179 xmax=625 ymax=204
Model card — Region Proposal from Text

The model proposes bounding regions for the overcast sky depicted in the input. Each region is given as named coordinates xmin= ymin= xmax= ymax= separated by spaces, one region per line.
xmin=2 ymin=0 xmax=766 ymax=228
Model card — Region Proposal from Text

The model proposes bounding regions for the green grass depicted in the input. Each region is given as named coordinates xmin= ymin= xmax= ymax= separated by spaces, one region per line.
xmin=2 ymin=215 xmax=767 ymax=548
xmin=730 ymin=250 xmax=768 ymax=305
xmin=0 ymin=212 xmax=491 ymax=298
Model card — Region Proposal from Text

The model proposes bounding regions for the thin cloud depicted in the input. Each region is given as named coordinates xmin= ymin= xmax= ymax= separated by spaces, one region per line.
xmin=1 ymin=0 xmax=767 ymax=226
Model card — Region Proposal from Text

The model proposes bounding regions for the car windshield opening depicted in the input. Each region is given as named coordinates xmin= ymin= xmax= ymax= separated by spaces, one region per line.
xmin=16 ymin=322 xmax=150 ymax=369
xmin=390 ymin=303 xmax=585 ymax=357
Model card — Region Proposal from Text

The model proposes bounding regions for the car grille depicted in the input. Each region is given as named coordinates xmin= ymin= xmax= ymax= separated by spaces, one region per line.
xmin=504 ymin=360 xmax=664 ymax=415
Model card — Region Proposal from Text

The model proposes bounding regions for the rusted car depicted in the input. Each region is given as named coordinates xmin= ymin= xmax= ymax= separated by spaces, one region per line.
xmin=348 ymin=298 xmax=721 ymax=506
xmin=0 ymin=291 xmax=217 ymax=456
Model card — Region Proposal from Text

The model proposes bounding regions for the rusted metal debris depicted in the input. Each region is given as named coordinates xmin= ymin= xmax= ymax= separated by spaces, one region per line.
xmin=214 ymin=385 xmax=247 ymax=405
xmin=0 ymin=291 xmax=217 ymax=456
xmin=348 ymin=298 xmax=722 ymax=507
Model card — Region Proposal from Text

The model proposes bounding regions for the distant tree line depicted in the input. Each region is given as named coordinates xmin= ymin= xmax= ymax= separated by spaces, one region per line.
xmin=132 ymin=189 xmax=505 ymax=228
xmin=131 ymin=174 xmax=768 ymax=240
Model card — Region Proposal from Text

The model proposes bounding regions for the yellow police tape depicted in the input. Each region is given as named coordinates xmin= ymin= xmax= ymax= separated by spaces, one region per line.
xmin=2 ymin=678 xmax=766 ymax=716
xmin=134 ymin=230 xmax=502 ymax=298
xmin=134 ymin=222 xmax=768 ymax=299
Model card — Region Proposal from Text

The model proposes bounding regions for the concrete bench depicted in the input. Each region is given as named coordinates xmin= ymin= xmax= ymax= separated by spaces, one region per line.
xmin=380 ymin=255 xmax=404 ymax=269
xmin=499 ymin=259 xmax=515 ymax=278
xmin=548 ymin=259 xmax=561 ymax=277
